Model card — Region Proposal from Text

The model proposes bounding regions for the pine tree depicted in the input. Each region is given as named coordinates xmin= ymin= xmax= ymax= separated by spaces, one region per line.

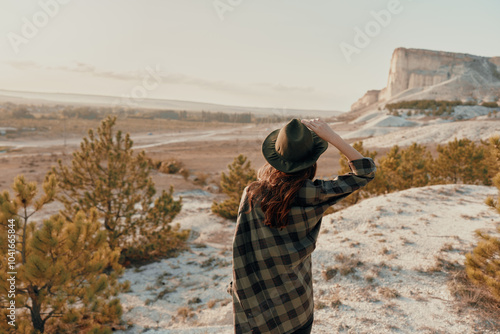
xmin=377 ymin=145 xmax=401 ymax=193
xmin=212 ymin=154 xmax=257 ymax=219
xmin=0 ymin=175 xmax=127 ymax=333
xmin=485 ymin=136 xmax=500 ymax=213
xmin=465 ymin=226 xmax=500 ymax=302
xmin=379 ymin=143 xmax=432 ymax=191
xmin=52 ymin=116 xmax=185 ymax=265
xmin=465 ymin=135 xmax=500 ymax=302
xmin=433 ymin=138 xmax=489 ymax=185
xmin=338 ymin=141 xmax=382 ymax=205
xmin=399 ymin=143 xmax=432 ymax=188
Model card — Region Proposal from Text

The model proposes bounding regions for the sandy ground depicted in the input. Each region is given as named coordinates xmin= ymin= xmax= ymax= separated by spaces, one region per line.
xmin=114 ymin=184 xmax=500 ymax=334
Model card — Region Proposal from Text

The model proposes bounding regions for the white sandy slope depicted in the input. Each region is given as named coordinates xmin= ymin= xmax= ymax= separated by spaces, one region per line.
xmin=340 ymin=103 xmax=500 ymax=148
xmin=358 ymin=119 xmax=500 ymax=148
xmin=115 ymin=185 xmax=499 ymax=334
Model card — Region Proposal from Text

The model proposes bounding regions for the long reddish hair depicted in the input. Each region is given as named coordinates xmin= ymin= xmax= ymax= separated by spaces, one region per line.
xmin=246 ymin=163 xmax=316 ymax=228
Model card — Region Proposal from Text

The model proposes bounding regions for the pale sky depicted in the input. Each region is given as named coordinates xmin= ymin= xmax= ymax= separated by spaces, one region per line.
xmin=1 ymin=0 xmax=499 ymax=111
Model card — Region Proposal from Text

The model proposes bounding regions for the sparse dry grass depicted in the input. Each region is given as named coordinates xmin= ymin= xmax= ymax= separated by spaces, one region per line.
xmin=193 ymin=172 xmax=209 ymax=186
xmin=448 ymin=268 xmax=500 ymax=331
xmin=349 ymin=241 xmax=360 ymax=248
xmin=400 ymin=236 xmax=413 ymax=246
xmin=321 ymin=267 xmax=338 ymax=281
xmin=157 ymin=286 xmax=176 ymax=300
xmin=364 ymin=274 xmax=375 ymax=283
xmin=200 ymin=256 xmax=230 ymax=268
xmin=188 ymin=297 xmax=202 ymax=305
xmin=417 ymin=326 xmax=447 ymax=334
xmin=334 ymin=253 xmax=363 ymax=276
xmin=176 ymin=306 xmax=194 ymax=320
xmin=180 ymin=168 xmax=190 ymax=180
xmin=358 ymin=286 xmax=379 ymax=303
xmin=379 ymin=287 xmax=400 ymax=299
xmin=440 ymin=243 xmax=454 ymax=252
xmin=414 ymin=294 xmax=428 ymax=302
xmin=427 ymin=255 xmax=460 ymax=273
xmin=158 ymin=158 xmax=185 ymax=174
xmin=207 ymin=299 xmax=217 ymax=309
xmin=315 ymin=289 xmax=342 ymax=310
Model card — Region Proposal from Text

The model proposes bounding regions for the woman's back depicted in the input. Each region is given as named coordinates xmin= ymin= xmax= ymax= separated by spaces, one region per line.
xmin=230 ymin=119 xmax=376 ymax=334
xmin=232 ymin=158 xmax=376 ymax=333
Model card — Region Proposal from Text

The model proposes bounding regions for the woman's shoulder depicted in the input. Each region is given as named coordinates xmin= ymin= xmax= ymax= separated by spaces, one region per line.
xmin=294 ymin=179 xmax=323 ymax=205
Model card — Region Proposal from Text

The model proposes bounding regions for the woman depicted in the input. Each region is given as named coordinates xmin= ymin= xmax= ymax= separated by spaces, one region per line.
xmin=229 ymin=118 xmax=376 ymax=334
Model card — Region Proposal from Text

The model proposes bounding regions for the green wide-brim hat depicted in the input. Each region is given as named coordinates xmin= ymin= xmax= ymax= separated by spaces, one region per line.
xmin=262 ymin=119 xmax=328 ymax=174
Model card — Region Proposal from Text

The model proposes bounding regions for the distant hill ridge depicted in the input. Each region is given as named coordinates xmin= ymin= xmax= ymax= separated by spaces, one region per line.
xmin=351 ymin=48 xmax=500 ymax=111
xmin=0 ymin=89 xmax=341 ymax=118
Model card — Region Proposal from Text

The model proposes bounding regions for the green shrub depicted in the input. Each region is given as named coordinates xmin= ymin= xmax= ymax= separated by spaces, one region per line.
xmin=484 ymin=136 xmax=500 ymax=188
xmin=52 ymin=116 xmax=184 ymax=266
xmin=212 ymin=154 xmax=256 ymax=220
xmin=338 ymin=136 xmax=496 ymax=209
xmin=0 ymin=176 xmax=126 ymax=333
xmin=159 ymin=159 xmax=185 ymax=174
xmin=337 ymin=142 xmax=382 ymax=205
xmin=149 ymin=158 xmax=185 ymax=174
xmin=433 ymin=138 xmax=489 ymax=185
xmin=481 ymin=102 xmax=499 ymax=108
xmin=379 ymin=143 xmax=432 ymax=191
xmin=465 ymin=226 xmax=500 ymax=302
xmin=386 ymin=99 xmax=466 ymax=113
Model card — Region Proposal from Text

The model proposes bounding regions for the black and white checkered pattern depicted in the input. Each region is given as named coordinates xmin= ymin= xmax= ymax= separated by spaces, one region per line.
xmin=230 ymin=158 xmax=376 ymax=333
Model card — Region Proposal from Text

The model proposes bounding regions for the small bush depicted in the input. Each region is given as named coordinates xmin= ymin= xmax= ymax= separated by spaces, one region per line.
xmin=176 ymin=307 xmax=194 ymax=319
xmin=120 ymin=225 xmax=190 ymax=266
xmin=481 ymin=102 xmax=499 ymax=108
xmin=465 ymin=226 xmax=500 ymax=302
xmin=485 ymin=136 xmax=500 ymax=212
xmin=337 ymin=142 xmax=380 ymax=205
xmin=379 ymin=287 xmax=400 ymax=299
xmin=448 ymin=268 xmax=500 ymax=330
xmin=334 ymin=253 xmax=362 ymax=276
xmin=194 ymin=172 xmax=209 ymax=186
xmin=321 ymin=267 xmax=338 ymax=281
xmin=180 ymin=168 xmax=190 ymax=180
xmin=433 ymin=138 xmax=489 ymax=185
xmin=207 ymin=300 xmax=217 ymax=308
xmin=188 ymin=297 xmax=202 ymax=305
xmin=159 ymin=159 xmax=185 ymax=174
xmin=212 ymin=154 xmax=256 ymax=220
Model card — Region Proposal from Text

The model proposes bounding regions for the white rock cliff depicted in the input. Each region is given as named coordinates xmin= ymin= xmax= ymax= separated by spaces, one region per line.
xmin=351 ymin=48 xmax=500 ymax=111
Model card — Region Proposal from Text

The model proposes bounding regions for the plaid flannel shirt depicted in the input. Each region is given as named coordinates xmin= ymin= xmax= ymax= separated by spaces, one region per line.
xmin=230 ymin=157 xmax=376 ymax=334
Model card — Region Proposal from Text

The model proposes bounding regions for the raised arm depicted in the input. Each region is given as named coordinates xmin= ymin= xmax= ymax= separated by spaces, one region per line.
xmin=301 ymin=118 xmax=363 ymax=161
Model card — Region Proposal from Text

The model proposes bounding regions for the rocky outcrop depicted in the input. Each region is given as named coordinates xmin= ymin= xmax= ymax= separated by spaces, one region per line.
xmin=350 ymin=90 xmax=380 ymax=111
xmin=350 ymin=48 xmax=500 ymax=111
